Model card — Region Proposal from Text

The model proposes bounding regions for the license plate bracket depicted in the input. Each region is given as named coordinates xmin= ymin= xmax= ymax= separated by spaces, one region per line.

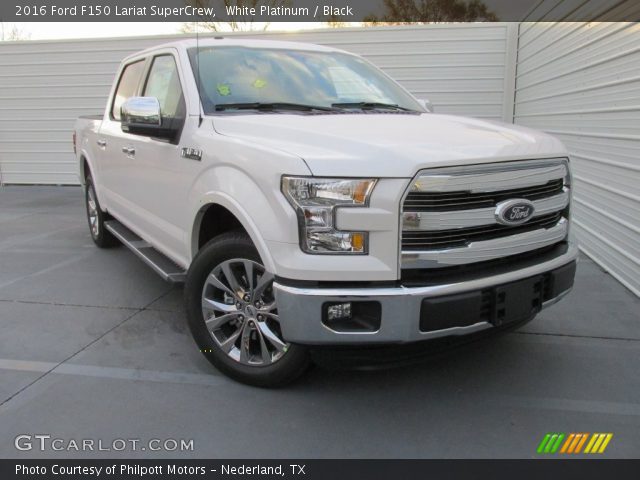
xmin=493 ymin=275 xmax=542 ymax=326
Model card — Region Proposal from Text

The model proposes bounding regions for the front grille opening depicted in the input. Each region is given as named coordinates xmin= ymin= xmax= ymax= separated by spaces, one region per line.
xmin=402 ymin=212 xmax=563 ymax=250
xmin=404 ymin=178 xmax=564 ymax=212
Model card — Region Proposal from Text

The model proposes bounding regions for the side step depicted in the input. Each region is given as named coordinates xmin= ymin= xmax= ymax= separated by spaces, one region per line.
xmin=104 ymin=220 xmax=186 ymax=283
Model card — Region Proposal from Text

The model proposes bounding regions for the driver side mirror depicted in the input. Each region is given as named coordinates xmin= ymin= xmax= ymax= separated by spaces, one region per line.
xmin=121 ymin=97 xmax=178 ymax=140
xmin=417 ymin=98 xmax=434 ymax=113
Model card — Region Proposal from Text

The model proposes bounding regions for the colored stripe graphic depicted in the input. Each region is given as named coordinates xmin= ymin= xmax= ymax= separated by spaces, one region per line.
xmin=585 ymin=433 xmax=613 ymax=454
xmin=550 ymin=433 xmax=565 ymax=453
xmin=537 ymin=433 xmax=565 ymax=454
xmin=567 ymin=433 xmax=582 ymax=453
xmin=574 ymin=433 xmax=589 ymax=453
xmin=560 ymin=433 xmax=575 ymax=453
xmin=584 ymin=434 xmax=598 ymax=453
xmin=541 ymin=433 xmax=614 ymax=454
xmin=598 ymin=434 xmax=613 ymax=453
xmin=537 ymin=434 xmax=552 ymax=454
xmin=544 ymin=434 xmax=558 ymax=453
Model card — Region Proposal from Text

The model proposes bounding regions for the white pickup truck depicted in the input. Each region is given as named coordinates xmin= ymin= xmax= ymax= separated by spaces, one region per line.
xmin=74 ymin=38 xmax=577 ymax=386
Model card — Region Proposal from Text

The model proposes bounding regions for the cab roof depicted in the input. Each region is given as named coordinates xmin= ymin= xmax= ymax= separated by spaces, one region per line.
xmin=123 ymin=37 xmax=345 ymax=62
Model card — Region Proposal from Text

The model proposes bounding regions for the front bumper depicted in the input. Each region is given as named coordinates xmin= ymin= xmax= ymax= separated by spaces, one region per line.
xmin=274 ymin=243 xmax=578 ymax=345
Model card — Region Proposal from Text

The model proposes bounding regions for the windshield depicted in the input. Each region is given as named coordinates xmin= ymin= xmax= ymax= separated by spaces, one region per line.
xmin=187 ymin=46 xmax=423 ymax=114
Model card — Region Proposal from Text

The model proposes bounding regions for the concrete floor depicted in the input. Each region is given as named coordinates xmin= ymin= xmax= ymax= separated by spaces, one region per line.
xmin=0 ymin=185 xmax=638 ymax=459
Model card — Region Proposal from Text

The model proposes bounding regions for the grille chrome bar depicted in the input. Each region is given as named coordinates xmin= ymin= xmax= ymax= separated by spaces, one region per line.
xmin=411 ymin=159 xmax=568 ymax=193
xmin=404 ymin=179 xmax=564 ymax=211
xmin=403 ymin=212 xmax=562 ymax=249
xmin=402 ymin=218 xmax=568 ymax=269
xmin=403 ymin=189 xmax=569 ymax=231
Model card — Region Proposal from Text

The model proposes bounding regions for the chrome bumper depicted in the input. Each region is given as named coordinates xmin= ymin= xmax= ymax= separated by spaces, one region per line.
xmin=274 ymin=243 xmax=579 ymax=345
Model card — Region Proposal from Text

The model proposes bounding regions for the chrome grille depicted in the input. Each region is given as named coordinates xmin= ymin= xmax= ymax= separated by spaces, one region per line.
xmin=401 ymin=159 xmax=570 ymax=269
xmin=403 ymin=178 xmax=564 ymax=211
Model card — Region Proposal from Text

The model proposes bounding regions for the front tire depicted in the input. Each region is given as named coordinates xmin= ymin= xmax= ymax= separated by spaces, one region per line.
xmin=185 ymin=231 xmax=310 ymax=387
xmin=85 ymin=176 xmax=118 ymax=248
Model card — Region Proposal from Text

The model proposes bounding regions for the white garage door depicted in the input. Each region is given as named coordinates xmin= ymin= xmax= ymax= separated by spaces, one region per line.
xmin=514 ymin=22 xmax=640 ymax=296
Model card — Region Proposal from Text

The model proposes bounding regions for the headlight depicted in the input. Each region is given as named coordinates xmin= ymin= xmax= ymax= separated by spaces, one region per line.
xmin=282 ymin=177 xmax=377 ymax=254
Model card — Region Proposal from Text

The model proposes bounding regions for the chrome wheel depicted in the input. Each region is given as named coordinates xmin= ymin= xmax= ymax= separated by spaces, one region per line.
xmin=87 ymin=184 xmax=99 ymax=239
xmin=201 ymin=259 xmax=289 ymax=366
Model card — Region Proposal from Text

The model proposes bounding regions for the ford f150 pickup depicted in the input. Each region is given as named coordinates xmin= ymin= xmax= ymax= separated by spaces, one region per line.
xmin=74 ymin=38 xmax=578 ymax=386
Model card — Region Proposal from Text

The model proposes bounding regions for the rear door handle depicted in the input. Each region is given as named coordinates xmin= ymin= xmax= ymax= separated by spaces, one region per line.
xmin=97 ymin=139 xmax=107 ymax=148
xmin=122 ymin=146 xmax=136 ymax=156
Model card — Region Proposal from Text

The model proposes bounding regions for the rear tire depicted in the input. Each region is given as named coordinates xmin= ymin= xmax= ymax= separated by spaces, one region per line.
xmin=185 ymin=231 xmax=310 ymax=387
xmin=85 ymin=175 xmax=118 ymax=248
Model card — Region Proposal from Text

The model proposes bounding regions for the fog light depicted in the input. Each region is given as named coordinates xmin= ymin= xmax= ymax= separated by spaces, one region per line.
xmin=322 ymin=301 xmax=382 ymax=333
xmin=326 ymin=302 xmax=352 ymax=321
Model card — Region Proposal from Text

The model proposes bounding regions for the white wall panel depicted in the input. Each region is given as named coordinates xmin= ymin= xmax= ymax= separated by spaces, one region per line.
xmin=0 ymin=24 xmax=512 ymax=185
xmin=514 ymin=22 xmax=640 ymax=296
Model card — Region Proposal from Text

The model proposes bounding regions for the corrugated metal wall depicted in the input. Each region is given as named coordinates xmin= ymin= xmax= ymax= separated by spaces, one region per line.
xmin=0 ymin=23 xmax=513 ymax=185
xmin=514 ymin=22 xmax=640 ymax=296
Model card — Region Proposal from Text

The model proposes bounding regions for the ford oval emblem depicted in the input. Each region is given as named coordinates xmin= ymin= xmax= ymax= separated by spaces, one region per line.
xmin=495 ymin=199 xmax=535 ymax=225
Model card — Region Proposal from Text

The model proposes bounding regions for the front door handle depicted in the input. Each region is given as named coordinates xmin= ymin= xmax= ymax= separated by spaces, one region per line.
xmin=122 ymin=146 xmax=136 ymax=156
xmin=97 ymin=139 xmax=107 ymax=148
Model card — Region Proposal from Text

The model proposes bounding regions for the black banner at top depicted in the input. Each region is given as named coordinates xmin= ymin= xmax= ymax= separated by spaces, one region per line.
xmin=2 ymin=0 xmax=640 ymax=22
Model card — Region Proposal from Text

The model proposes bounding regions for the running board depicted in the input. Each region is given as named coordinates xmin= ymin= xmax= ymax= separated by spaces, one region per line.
xmin=104 ymin=220 xmax=186 ymax=283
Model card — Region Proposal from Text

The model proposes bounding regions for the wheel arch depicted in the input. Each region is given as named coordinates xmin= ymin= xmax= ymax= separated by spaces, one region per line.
xmin=79 ymin=149 xmax=99 ymax=189
xmin=190 ymin=195 xmax=277 ymax=274
xmin=79 ymin=154 xmax=90 ymax=184
xmin=78 ymin=151 xmax=109 ymax=211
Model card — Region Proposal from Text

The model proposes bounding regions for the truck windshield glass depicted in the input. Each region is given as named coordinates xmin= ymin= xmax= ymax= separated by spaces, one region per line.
xmin=187 ymin=47 xmax=423 ymax=114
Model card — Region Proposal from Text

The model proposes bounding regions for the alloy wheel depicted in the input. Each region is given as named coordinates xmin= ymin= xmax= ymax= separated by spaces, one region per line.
xmin=201 ymin=259 xmax=289 ymax=366
xmin=87 ymin=184 xmax=99 ymax=239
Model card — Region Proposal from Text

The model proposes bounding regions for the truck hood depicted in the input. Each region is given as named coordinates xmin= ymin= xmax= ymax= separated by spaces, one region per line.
xmin=212 ymin=113 xmax=566 ymax=177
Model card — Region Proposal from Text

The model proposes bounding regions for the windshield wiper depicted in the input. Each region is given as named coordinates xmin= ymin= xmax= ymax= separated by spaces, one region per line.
xmin=215 ymin=102 xmax=335 ymax=112
xmin=332 ymin=102 xmax=412 ymax=111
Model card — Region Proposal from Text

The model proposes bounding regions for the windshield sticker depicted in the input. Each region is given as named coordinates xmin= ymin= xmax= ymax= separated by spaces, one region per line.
xmin=252 ymin=78 xmax=268 ymax=89
xmin=216 ymin=83 xmax=231 ymax=96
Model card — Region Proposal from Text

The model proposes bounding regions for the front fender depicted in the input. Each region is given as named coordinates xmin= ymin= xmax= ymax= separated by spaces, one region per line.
xmin=187 ymin=166 xmax=303 ymax=274
xmin=190 ymin=191 xmax=276 ymax=273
